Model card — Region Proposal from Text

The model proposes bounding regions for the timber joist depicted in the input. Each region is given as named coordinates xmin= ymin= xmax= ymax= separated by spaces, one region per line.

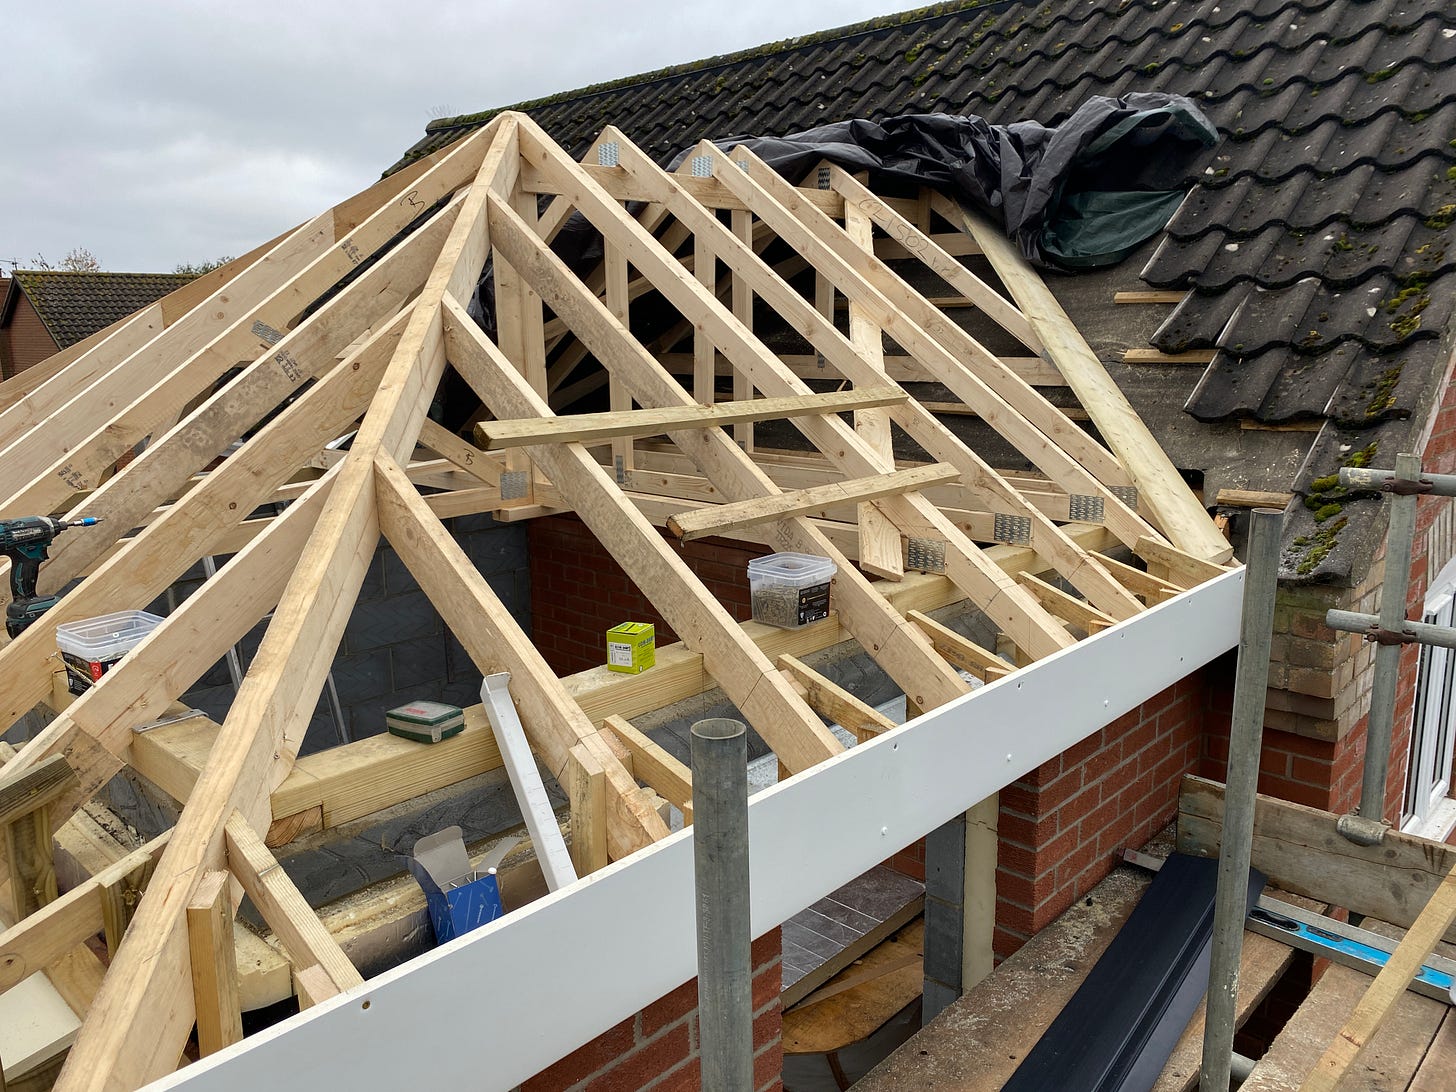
xmin=0 ymin=110 xmax=1232 ymax=1090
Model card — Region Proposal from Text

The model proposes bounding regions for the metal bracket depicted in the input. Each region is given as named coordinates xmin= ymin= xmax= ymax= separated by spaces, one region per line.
xmin=1110 ymin=485 xmax=1139 ymax=509
xmin=906 ymin=537 xmax=946 ymax=574
xmin=1382 ymin=477 xmax=1434 ymax=496
xmin=251 ymin=320 xmax=284 ymax=346
xmin=816 ymin=166 xmax=831 ymax=190
xmin=614 ymin=455 xmax=626 ymax=485
xmin=1068 ymin=494 xmax=1105 ymax=523
xmin=690 ymin=155 xmax=714 ymax=178
xmin=499 ymin=471 xmax=529 ymax=501
xmin=1365 ymin=623 xmax=1417 ymax=646
xmin=992 ymin=513 xmax=1033 ymax=546
xmin=596 ymin=142 xmax=620 ymax=168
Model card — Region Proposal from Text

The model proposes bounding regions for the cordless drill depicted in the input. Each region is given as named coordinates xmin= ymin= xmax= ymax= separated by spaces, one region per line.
xmin=1 ymin=516 xmax=104 ymax=637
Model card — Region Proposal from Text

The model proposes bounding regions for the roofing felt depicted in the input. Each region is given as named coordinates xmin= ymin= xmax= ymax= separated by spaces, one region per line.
xmin=6 ymin=270 xmax=196 ymax=350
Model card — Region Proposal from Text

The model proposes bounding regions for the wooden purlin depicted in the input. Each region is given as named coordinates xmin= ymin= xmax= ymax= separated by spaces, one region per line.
xmin=49 ymin=119 xmax=514 ymax=1092
xmin=479 ymin=196 xmax=970 ymax=715
xmin=576 ymin=127 xmax=1118 ymax=642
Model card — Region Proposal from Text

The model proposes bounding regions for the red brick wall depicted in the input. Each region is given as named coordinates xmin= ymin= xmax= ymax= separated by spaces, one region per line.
xmin=529 ymin=515 xmax=769 ymax=676
xmin=520 ymin=929 xmax=783 ymax=1092
xmin=994 ymin=674 xmax=1209 ymax=958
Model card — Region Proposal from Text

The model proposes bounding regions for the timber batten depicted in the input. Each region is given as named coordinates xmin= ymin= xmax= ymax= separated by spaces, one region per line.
xmin=0 ymin=112 xmax=1230 ymax=1091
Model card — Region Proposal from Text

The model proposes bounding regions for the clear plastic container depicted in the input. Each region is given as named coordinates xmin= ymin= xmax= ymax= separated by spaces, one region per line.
xmin=56 ymin=610 xmax=164 ymax=694
xmin=747 ymin=553 xmax=837 ymax=629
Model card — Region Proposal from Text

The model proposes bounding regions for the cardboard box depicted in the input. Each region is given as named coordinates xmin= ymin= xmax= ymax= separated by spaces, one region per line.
xmin=406 ymin=826 xmax=504 ymax=943
xmin=606 ymin=622 xmax=655 ymax=673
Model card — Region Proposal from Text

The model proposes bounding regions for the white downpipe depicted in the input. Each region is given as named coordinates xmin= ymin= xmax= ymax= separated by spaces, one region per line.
xmin=480 ymin=671 xmax=578 ymax=892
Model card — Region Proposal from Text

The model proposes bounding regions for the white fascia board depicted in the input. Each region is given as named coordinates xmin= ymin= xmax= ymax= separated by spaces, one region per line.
xmin=150 ymin=568 xmax=1244 ymax=1092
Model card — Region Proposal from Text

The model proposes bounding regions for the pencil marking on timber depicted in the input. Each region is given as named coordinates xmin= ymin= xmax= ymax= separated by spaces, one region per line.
xmin=399 ymin=189 xmax=425 ymax=211
xmin=339 ymin=239 xmax=364 ymax=266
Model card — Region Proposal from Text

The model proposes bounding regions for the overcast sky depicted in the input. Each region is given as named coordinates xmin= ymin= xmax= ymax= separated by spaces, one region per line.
xmin=3 ymin=1 xmax=902 ymax=273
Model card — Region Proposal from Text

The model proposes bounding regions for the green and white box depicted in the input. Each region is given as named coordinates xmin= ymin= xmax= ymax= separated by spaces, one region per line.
xmin=606 ymin=622 xmax=655 ymax=674
xmin=386 ymin=701 xmax=465 ymax=744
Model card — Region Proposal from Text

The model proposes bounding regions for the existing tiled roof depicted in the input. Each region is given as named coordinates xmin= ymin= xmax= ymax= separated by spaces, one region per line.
xmin=397 ymin=0 xmax=1456 ymax=427
xmin=394 ymin=0 xmax=1456 ymax=580
xmin=7 ymin=270 xmax=196 ymax=349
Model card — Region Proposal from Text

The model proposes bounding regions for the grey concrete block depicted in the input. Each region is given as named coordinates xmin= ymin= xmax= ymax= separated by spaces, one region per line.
xmin=357 ymin=552 xmax=386 ymax=603
xmin=922 ymin=894 xmax=965 ymax=993
xmin=450 ymin=512 xmax=504 ymax=535
xmin=329 ymin=647 xmax=392 ymax=706
xmin=925 ymin=814 xmax=967 ymax=903
xmin=391 ymin=636 xmax=449 ymax=691
xmin=921 ymin=979 xmax=959 ymax=1025
xmin=346 ymin=592 xmax=440 ymax=653
xmin=441 ymin=677 xmax=486 ymax=709
xmin=381 ymin=547 xmax=421 ymax=597
xmin=466 ymin=528 xmax=529 ymax=576
xmin=183 ymin=683 xmax=235 ymax=724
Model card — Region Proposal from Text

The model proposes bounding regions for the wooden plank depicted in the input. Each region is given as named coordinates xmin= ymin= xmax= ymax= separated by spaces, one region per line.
xmin=1016 ymin=571 xmax=1115 ymax=632
xmin=1114 ymin=291 xmax=1186 ymax=304
xmin=0 ymin=757 xmax=77 ymax=828
xmin=1122 ymin=349 xmax=1217 ymax=365
xmin=1215 ymin=489 xmax=1295 ymax=510
xmin=667 ymin=463 xmax=960 ymax=541
xmin=0 ymin=836 xmax=168 ymax=997
xmin=186 ymin=871 xmax=242 ymax=1057
xmin=1093 ymin=552 xmax=1183 ymax=605
xmin=778 ymin=654 xmax=896 ymax=743
xmin=1151 ymin=893 xmax=1326 ymax=1091
xmin=1 ymin=757 xmax=77 ymax=922
xmin=599 ymin=716 xmax=693 ymax=823
xmin=656 ymin=352 xmax=1065 ymax=387
xmin=224 ymin=815 xmax=362 ymax=996
xmin=960 ymin=210 xmax=1231 ymax=562
xmin=782 ymin=919 xmax=924 ymax=1054
xmin=843 ymin=197 xmax=906 ymax=581
xmin=905 ymin=611 xmax=1011 ymax=683
xmin=1301 ymin=859 xmax=1456 ymax=1091
xmin=1135 ymin=535 xmax=1232 ymax=589
xmin=374 ymin=453 xmax=666 ymax=859
xmin=1177 ymin=776 xmax=1456 ymax=943
xmin=567 ymin=744 xmax=609 ymax=877
xmin=1408 ymin=1012 xmax=1456 ymax=1092
xmin=474 ymin=387 xmax=905 ymax=450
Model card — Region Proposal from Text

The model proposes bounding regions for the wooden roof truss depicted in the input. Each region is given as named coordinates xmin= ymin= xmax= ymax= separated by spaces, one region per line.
xmin=0 ymin=112 xmax=1231 ymax=1090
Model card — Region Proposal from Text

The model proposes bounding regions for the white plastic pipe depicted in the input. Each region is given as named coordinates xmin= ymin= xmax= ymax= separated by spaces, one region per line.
xmin=480 ymin=671 xmax=578 ymax=892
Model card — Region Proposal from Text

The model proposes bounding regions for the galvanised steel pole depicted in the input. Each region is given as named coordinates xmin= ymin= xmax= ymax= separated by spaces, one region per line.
xmin=1355 ymin=452 xmax=1423 ymax=827
xmin=1200 ymin=508 xmax=1283 ymax=1092
xmin=691 ymin=717 xmax=753 ymax=1092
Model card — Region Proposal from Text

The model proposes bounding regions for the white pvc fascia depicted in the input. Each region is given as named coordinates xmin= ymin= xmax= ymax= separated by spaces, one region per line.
xmin=150 ymin=568 xmax=1244 ymax=1092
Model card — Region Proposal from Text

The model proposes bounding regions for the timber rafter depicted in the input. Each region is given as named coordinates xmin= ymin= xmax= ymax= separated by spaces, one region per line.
xmin=0 ymin=110 xmax=1230 ymax=1091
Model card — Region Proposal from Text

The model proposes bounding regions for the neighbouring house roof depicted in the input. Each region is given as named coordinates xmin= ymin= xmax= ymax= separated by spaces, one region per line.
xmin=393 ymin=0 xmax=1456 ymax=581
xmin=2 ymin=270 xmax=196 ymax=349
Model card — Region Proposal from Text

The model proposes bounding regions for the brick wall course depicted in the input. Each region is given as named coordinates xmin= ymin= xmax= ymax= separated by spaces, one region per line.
xmin=517 ymin=928 xmax=783 ymax=1092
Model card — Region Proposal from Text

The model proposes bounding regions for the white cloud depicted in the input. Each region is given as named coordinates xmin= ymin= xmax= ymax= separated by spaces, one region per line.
xmin=5 ymin=0 xmax=895 ymax=270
